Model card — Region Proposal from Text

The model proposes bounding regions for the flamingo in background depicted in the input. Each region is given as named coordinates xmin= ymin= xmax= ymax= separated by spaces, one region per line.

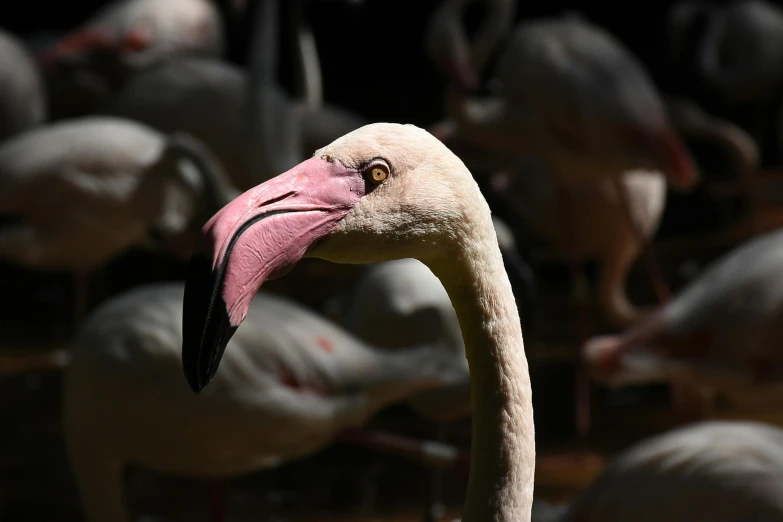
xmin=425 ymin=4 xmax=699 ymax=329
xmin=427 ymin=3 xmax=698 ymax=189
xmin=585 ymin=225 xmax=783 ymax=419
xmin=558 ymin=421 xmax=783 ymax=521
xmin=39 ymin=0 xmax=225 ymax=119
xmin=343 ymin=259 xmax=470 ymax=422
xmin=0 ymin=117 xmax=235 ymax=321
xmin=64 ymin=282 xmax=469 ymax=522
xmin=488 ymin=97 xmax=759 ymax=328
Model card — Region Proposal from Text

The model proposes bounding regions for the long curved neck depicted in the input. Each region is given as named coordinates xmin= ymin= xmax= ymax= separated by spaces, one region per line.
xmin=470 ymin=0 xmax=516 ymax=73
xmin=665 ymin=97 xmax=759 ymax=172
xmin=428 ymin=209 xmax=534 ymax=522
xmin=166 ymin=136 xmax=241 ymax=210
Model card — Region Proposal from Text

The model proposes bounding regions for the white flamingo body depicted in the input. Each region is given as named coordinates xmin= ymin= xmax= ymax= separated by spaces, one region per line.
xmin=561 ymin=421 xmax=783 ymax=521
xmin=50 ymin=0 xmax=223 ymax=68
xmin=0 ymin=116 xmax=232 ymax=270
xmin=64 ymin=282 xmax=467 ymax=521
xmin=586 ymin=230 xmax=783 ymax=406
xmin=344 ymin=258 xmax=470 ymax=422
xmin=506 ymin=167 xmax=666 ymax=326
xmin=0 ymin=29 xmax=46 ymax=141
xmin=494 ymin=96 xmax=757 ymax=327
xmin=495 ymin=18 xmax=674 ymax=183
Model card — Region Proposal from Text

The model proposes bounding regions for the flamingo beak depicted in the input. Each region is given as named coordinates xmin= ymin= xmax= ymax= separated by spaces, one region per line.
xmin=181 ymin=156 xmax=367 ymax=393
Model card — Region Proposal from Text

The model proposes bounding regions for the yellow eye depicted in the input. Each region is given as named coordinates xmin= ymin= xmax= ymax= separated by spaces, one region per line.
xmin=364 ymin=162 xmax=389 ymax=185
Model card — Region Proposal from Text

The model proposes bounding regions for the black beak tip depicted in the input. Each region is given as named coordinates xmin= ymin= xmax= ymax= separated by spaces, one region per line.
xmin=182 ymin=251 xmax=237 ymax=395
xmin=184 ymin=370 xmax=207 ymax=394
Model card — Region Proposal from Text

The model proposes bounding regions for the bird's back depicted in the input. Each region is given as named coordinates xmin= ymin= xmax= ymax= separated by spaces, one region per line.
xmin=498 ymin=17 xmax=659 ymax=114
xmin=0 ymin=117 xmax=163 ymax=203
xmin=663 ymin=227 xmax=783 ymax=336
xmin=72 ymin=283 xmax=458 ymax=396
xmin=563 ymin=421 xmax=783 ymax=521
xmin=85 ymin=0 xmax=224 ymax=60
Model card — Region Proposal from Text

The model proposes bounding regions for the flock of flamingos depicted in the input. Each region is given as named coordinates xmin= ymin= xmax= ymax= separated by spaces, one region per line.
xmin=4 ymin=0 xmax=783 ymax=520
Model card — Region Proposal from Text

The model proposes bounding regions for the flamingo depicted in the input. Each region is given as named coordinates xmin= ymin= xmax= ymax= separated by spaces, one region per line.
xmin=343 ymin=258 xmax=470 ymax=421
xmin=0 ymin=117 xmax=235 ymax=321
xmin=585 ymin=226 xmax=783 ymax=418
xmin=488 ymin=97 xmax=759 ymax=328
xmin=64 ymin=282 xmax=469 ymax=522
xmin=39 ymin=0 xmax=225 ymax=119
xmin=667 ymin=0 xmax=783 ymax=162
xmin=181 ymin=123 xmax=534 ymax=521
xmin=427 ymin=4 xmax=698 ymax=189
xmin=495 ymin=166 xmax=667 ymax=329
xmin=0 ymin=29 xmax=46 ymax=141
xmin=557 ymin=421 xmax=783 ymax=521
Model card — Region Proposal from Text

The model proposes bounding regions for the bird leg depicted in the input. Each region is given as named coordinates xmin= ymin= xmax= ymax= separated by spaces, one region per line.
xmin=557 ymin=185 xmax=593 ymax=439
xmin=611 ymin=176 xmax=672 ymax=304
xmin=423 ymin=424 xmax=449 ymax=522
xmin=337 ymin=429 xmax=469 ymax=471
xmin=570 ymin=261 xmax=593 ymax=439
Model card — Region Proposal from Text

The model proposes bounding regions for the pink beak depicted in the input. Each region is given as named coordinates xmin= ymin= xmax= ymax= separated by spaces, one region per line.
xmin=182 ymin=156 xmax=367 ymax=392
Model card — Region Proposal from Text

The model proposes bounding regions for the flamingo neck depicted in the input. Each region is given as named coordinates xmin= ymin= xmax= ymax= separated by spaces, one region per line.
xmin=470 ymin=0 xmax=515 ymax=74
xmin=290 ymin=0 xmax=323 ymax=110
xmin=428 ymin=213 xmax=534 ymax=522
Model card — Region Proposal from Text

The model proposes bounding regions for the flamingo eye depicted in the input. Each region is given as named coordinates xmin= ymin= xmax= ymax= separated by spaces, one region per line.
xmin=363 ymin=160 xmax=390 ymax=185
